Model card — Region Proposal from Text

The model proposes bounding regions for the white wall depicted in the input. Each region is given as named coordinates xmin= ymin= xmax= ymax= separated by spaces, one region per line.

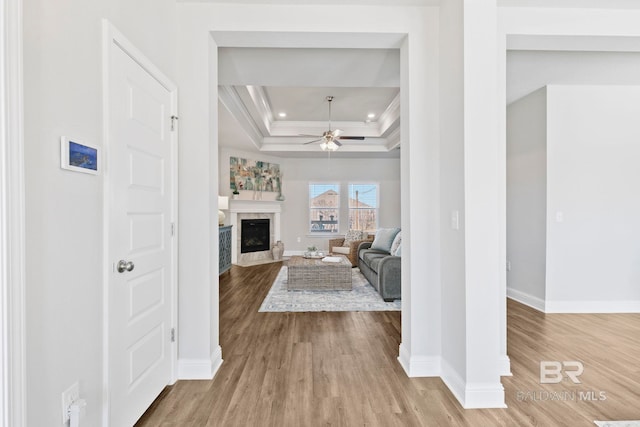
xmin=506 ymin=84 xmax=640 ymax=313
xmin=23 ymin=0 xmax=176 ymax=425
xmin=506 ymin=87 xmax=547 ymax=310
xmin=507 ymin=51 xmax=640 ymax=105
xmin=545 ymin=85 xmax=640 ymax=312
xmin=219 ymin=147 xmax=401 ymax=253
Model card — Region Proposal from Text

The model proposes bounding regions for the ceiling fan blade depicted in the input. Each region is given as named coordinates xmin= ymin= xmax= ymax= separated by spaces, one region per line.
xmin=299 ymin=134 xmax=322 ymax=138
xmin=332 ymin=128 xmax=343 ymax=137
xmin=333 ymin=139 xmax=343 ymax=147
xmin=338 ymin=136 xmax=365 ymax=140
xmin=303 ymin=139 xmax=323 ymax=145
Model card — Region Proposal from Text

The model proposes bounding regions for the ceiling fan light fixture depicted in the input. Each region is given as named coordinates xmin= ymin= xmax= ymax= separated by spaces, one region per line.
xmin=302 ymin=95 xmax=363 ymax=152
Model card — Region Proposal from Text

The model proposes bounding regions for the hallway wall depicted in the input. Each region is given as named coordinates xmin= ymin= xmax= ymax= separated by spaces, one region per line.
xmin=507 ymin=85 xmax=640 ymax=313
xmin=23 ymin=0 xmax=176 ymax=424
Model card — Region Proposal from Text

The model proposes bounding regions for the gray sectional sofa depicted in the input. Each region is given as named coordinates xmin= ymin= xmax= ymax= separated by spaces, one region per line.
xmin=357 ymin=241 xmax=401 ymax=302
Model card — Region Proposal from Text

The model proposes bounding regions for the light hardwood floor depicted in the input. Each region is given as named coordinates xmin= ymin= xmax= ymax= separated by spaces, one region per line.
xmin=136 ymin=263 xmax=640 ymax=426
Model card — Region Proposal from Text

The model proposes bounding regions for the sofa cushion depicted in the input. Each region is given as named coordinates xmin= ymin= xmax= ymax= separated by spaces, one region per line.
xmin=368 ymin=255 xmax=386 ymax=273
xmin=362 ymin=251 xmax=387 ymax=272
xmin=371 ymin=228 xmax=400 ymax=252
xmin=331 ymin=246 xmax=350 ymax=255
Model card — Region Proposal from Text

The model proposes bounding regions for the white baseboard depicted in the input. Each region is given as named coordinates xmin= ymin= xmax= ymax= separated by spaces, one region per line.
xmin=545 ymin=300 xmax=640 ymax=313
xmin=498 ymin=354 xmax=512 ymax=376
xmin=178 ymin=346 xmax=223 ymax=380
xmin=507 ymin=287 xmax=545 ymax=312
xmin=462 ymin=382 xmax=507 ymax=409
xmin=440 ymin=359 xmax=466 ymax=405
xmin=508 ymin=287 xmax=640 ymax=314
xmin=397 ymin=343 xmax=441 ymax=377
xmin=441 ymin=359 xmax=506 ymax=409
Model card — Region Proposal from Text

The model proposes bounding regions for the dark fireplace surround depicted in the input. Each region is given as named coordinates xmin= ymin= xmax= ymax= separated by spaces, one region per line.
xmin=240 ymin=219 xmax=270 ymax=254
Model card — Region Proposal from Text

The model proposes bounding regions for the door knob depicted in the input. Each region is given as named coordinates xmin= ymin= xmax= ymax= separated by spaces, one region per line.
xmin=117 ymin=260 xmax=135 ymax=273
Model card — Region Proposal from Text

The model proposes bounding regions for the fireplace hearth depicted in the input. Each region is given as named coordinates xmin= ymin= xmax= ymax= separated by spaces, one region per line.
xmin=241 ymin=219 xmax=270 ymax=253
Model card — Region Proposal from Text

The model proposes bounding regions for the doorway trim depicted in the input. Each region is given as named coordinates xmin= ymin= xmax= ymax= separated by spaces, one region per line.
xmin=101 ymin=20 xmax=179 ymax=426
xmin=207 ymin=24 xmax=438 ymax=377
xmin=0 ymin=0 xmax=26 ymax=424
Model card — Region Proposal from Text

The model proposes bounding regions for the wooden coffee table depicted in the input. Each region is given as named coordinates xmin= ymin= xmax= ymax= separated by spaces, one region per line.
xmin=287 ymin=255 xmax=352 ymax=290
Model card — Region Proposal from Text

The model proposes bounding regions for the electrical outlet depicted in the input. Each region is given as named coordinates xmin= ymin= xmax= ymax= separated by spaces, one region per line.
xmin=297 ymin=237 xmax=301 ymax=243
xmin=61 ymin=382 xmax=80 ymax=424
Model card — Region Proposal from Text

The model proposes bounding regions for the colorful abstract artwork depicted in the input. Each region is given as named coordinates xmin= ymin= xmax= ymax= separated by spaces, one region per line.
xmin=230 ymin=156 xmax=281 ymax=194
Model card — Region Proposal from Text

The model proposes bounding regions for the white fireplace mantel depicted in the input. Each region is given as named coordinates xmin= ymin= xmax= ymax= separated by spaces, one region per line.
xmin=229 ymin=200 xmax=282 ymax=264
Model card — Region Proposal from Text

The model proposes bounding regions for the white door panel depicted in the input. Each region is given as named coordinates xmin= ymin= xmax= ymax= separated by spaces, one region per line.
xmin=107 ymin=38 xmax=175 ymax=427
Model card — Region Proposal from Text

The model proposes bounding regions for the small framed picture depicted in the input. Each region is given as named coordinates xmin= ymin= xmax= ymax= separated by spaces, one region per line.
xmin=60 ymin=136 xmax=99 ymax=175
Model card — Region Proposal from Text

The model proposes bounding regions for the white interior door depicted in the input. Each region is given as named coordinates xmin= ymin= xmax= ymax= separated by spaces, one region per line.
xmin=106 ymin=30 xmax=177 ymax=427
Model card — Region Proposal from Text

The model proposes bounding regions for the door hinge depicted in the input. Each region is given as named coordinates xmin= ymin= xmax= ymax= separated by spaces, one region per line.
xmin=171 ymin=222 xmax=175 ymax=236
xmin=170 ymin=115 xmax=179 ymax=131
xmin=171 ymin=328 xmax=176 ymax=342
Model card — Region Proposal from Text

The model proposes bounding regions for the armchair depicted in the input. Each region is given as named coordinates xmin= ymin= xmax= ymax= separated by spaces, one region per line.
xmin=329 ymin=235 xmax=374 ymax=267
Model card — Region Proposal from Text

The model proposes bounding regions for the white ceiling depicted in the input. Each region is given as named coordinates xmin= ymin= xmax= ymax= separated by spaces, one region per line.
xmin=189 ymin=0 xmax=640 ymax=7
xmin=218 ymin=47 xmax=401 ymax=158
xmin=191 ymin=0 xmax=438 ymax=5
xmin=267 ymin=87 xmax=398 ymax=122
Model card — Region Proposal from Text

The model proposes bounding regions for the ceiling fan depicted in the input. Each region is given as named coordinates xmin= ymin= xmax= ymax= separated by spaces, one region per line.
xmin=302 ymin=96 xmax=365 ymax=151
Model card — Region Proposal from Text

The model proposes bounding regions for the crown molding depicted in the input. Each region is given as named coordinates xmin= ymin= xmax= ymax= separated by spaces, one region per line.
xmin=385 ymin=126 xmax=401 ymax=150
xmin=246 ymin=85 xmax=273 ymax=133
xmin=218 ymin=85 xmax=264 ymax=149
xmin=376 ymin=92 xmax=400 ymax=135
xmin=219 ymin=84 xmax=402 ymax=153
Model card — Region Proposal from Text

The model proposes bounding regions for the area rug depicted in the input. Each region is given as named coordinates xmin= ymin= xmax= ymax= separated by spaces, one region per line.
xmin=595 ymin=422 xmax=640 ymax=427
xmin=258 ymin=266 xmax=401 ymax=312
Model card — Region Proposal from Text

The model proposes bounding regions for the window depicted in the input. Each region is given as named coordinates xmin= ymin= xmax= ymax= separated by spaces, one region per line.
xmin=348 ymin=183 xmax=378 ymax=233
xmin=309 ymin=183 xmax=339 ymax=233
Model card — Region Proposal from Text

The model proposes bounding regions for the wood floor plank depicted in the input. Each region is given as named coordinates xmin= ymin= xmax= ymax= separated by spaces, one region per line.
xmin=136 ymin=263 xmax=640 ymax=427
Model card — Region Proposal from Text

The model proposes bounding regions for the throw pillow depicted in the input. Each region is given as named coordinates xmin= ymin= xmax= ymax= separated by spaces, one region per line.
xmin=389 ymin=231 xmax=402 ymax=256
xmin=343 ymin=229 xmax=365 ymax=247
xmin=371 ymin=228 xmax=400 ymax=253
xmin=394 ymin=244 xmax=402 ymax=257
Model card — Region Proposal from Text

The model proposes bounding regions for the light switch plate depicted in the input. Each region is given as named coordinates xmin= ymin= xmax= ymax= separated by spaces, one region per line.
xmin=451 ymin=210 xmax=460 ymax=230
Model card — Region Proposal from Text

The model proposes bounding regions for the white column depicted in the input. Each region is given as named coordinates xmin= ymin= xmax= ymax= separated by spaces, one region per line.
xmin=461 ymin=0 xmax=505 ymax=408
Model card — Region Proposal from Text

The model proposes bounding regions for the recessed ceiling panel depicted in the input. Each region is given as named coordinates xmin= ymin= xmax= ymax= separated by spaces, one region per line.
xmin=266 ymin=87 xmax=399 ymax=122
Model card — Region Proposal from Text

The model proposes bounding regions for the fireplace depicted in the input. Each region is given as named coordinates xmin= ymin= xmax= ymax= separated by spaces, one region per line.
xmin=229 ymin=200 xmax=281 ymax=265
xmin=241 ymin=219 xmax=270 ymax=253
